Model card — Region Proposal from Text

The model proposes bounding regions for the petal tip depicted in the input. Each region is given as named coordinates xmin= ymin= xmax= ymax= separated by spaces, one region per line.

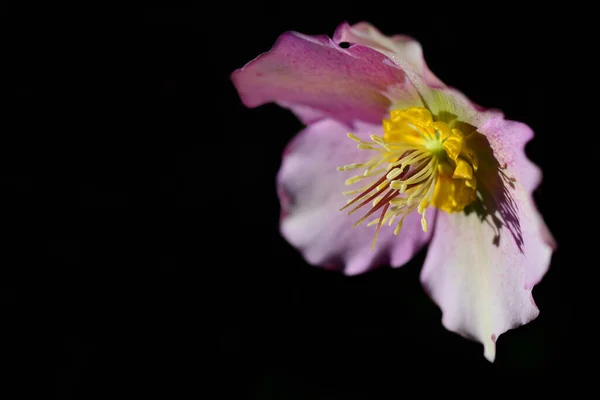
xmin=484 ymin=335 xmax=497 ymax=363
xmin=229 ymin=31 xmax=306 ymax=108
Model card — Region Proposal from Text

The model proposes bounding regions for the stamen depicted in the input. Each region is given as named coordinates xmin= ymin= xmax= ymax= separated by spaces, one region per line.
xmin=364 ymin=167 xmax=386 ymax=177
xmin=370 ymin=134 xmax=385 ymax=144
xmin=343 ymin=187 xmax=370 ymax=196
xmin=337 ymin=163 xmax=364 ymax=171
xmin=357 ymin=144 xmax=378 ymax=151
xmin=365 ymin=160 xmax=385 ymax=175
xmin=347 ymin=133 xmax=365 ymax=143
xmin=386 ymin=168 xmax=404 ymax=180
xmin=372 ymin=202 xmax=390 ymax=250
xmin=352 ymin=188 xmax=398 ymax=227
xmin=347 ymin=182 xmax=392 ymax=216
xmin=339 ymin=175 xmax=387 ymax=211
xmin=389 ymin=180 xmax=407 ymax=192
xmin=394 ymin=214 xmax=407 ymax=235
xmin=387 ymin=151 xmax=428 ymax=170
xmin=402 ymin=159 xmax=436 ymax=185
xmin=336 ymin=107 xmax=480 ymax=250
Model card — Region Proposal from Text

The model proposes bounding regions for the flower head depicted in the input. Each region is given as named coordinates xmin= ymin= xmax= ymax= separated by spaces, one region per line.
xmin=231 ymin=21 xmax=555 ymax=362
xmin=338 ymin=106 xmax=480 ymax=248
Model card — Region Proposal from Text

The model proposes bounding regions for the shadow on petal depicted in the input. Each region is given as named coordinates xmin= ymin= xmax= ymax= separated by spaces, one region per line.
xmin=463 ymin=131 xmax=524 ymax=253
xmin=435 ymin=111 xmax=524 ymax=253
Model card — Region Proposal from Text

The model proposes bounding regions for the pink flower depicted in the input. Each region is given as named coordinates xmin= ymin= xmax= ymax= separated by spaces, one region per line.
xmin=231 ymin=21 xmax=555 ymax=362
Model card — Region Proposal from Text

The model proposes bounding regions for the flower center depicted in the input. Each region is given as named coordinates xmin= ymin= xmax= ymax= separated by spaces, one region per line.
xmin=337 ymin=107 xmax=479 ymax=248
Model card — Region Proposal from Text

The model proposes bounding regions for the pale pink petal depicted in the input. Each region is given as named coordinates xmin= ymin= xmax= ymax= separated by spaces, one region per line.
xmin=231 ymin=31 xmax=410 ymax=127
xmin=478 ymin=116 xmax=556 ymax=283
xmin=420 ymin=117 xmax=555 ymax=362
xmin=277 ymin=119 xmax=434 ymax=276
xmin=333 ymin=21 xmax=445 ymax=87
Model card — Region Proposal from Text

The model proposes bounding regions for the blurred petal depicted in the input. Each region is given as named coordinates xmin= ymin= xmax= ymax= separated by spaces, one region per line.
xmin=231 ymin=31 xmax=410 ymax=127
xmin=420 ymin=117 xmax=555 ymax=362
xmin=333 ymin=21 xmax=445 ymax=87
xmin=277 ymin=119 xmax=434 ymax=276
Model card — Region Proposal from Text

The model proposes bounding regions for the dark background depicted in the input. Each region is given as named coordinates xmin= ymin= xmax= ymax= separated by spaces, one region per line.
xmin=11 ymin=5 xmax=563 ymax=398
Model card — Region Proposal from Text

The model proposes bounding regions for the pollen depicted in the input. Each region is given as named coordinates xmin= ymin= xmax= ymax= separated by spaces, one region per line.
xmin=338 ymin=107 xmax=479 ymax=249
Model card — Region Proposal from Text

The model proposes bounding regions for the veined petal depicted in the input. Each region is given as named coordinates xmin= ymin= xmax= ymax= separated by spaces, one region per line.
xmin=277 ymin=119 xmax=434 ymax=276
xmin=231 ymin=31 xmax=410 ymax=127
xmin=333 ymin=21 xmax=445 ymax=87
xmin=420 ymin=118 xmax=555 ymax=362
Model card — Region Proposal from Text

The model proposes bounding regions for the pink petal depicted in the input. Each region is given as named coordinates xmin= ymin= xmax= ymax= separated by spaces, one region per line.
xmin=333 ymin=21 xmax=445 ymax=87
xmin=420 ymin=117 xmax=555 ymax=362
xmin=277 ymin=119 xmax=434 ymax=276
xmin=231 ymin=31 xmax=409 ymax=127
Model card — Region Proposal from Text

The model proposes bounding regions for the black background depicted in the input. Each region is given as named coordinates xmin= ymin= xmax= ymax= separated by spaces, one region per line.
xmin=11 ymin=5 xmax=564 ymax=398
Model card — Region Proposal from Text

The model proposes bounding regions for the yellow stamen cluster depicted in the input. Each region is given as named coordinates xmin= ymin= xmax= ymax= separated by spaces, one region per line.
xmin=337 ymin=107 xmax=479 ymax=248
